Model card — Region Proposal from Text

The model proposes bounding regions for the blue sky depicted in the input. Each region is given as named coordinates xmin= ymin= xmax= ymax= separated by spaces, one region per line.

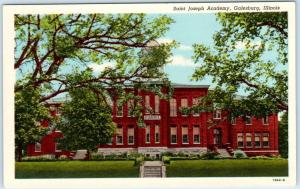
xmin=160 ymin=14 xmax=221 ymax=85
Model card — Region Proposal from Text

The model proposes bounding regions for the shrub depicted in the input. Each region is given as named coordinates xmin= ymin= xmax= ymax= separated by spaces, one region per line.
xmin=91 ymin=153 xmax=105 ymax=160
xmin=22 ymin=154 xmax=55 ymax=161
xmin=58 ymin=155 xmax=70 ymax=161
xmin=200 ymin=151 xmax=218 ymax=160
xmin=134 ymin=156 xmax=144 ymax=166
xmin=233 ymin=150 xmax=247 ymax=159
xmin=127 ymin=152 xmax=143 ymax=160
xmin=162 ymin=156 xmax=170 ymax=164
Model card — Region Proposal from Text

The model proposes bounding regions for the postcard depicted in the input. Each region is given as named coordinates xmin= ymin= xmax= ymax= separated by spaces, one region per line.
xmin=2 ymin=2 xmax=296 ymax=188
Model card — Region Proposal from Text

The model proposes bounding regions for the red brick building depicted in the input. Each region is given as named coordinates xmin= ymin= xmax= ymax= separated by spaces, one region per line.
xmin=27 ymin=84 xmax=279 ymax=157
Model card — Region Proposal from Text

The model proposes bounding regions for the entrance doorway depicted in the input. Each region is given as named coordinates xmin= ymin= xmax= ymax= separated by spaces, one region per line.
xmin=213 ymin=129 xmax=222 ymax=147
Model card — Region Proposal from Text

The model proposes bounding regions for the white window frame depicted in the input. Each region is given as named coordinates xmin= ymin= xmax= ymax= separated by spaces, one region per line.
xmin=145 ymin=125 xmax=150 ymax=144
xmin=237 ymin=133 xmax=244 ymax=148
xmin=155 ymin=125 xmax=160 ymax=143
xmin=145 ymin=95 xmax=151 ymax=114
xmin=170 ymin=126 xmax=177 ymax=144
xmin=154 ymin=95 xmax=160 ymax=114
xmin=213 ymin=110 xmax=221 ymax=119
xmin=254 ymin=133 xmax=261 ymax=148
xmin=246 ymin=133 xmax=252 ymax=148
xmin=116 ymin=101 xmax=123 ymax=117
xmin=263 ymin=116 xmax=269 ymax=125
xmin=182 ymin=126 xmax=189 ymax=144
xmin=127 ymin=127 xmax=134 ymax=145
xmin=127 ymin=99 xmax=134 ymax=117
xmin=35 ymin=142 xmax=41 ymax=152
xmin=116 ymin=126 xmax=123 ymax=145
xmin=55 ymin=142 xmax=62 ymax=152
xmin=192 ymin=97 xmax=200 ymax=117
xmin=193 ymin=125 xmax=200 ymax=144
xmin=170 ymin=98 xmax=177 ymax=117
xmin=245 ymin=116 xmax=252 ymax=125
xmin=181 ymin=98 xmax=188 ymax=117
xmin=262 ymin=133 xmax=269 ymax=148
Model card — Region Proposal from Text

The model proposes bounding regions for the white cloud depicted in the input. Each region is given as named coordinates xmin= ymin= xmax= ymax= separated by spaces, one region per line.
xmin=88 ymin=62 xmax=115 ymax=73
xmin=179 ymin=44 xmax=193 ymax=51
xmin=168 ymin=55 xmax=196 ymax=67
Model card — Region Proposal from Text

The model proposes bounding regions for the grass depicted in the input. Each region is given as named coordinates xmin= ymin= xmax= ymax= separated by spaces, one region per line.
xmin=166 ymin=159 xmax=288 ymax=177
xmin=15 ymin=161 xmax=139 ymax=178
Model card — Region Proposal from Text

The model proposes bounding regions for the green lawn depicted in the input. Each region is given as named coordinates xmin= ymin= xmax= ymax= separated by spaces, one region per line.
xmin=15 ymin=161 xmax=139 ymax=178
xmin=166 ymin=159 xmax=288 ymax=177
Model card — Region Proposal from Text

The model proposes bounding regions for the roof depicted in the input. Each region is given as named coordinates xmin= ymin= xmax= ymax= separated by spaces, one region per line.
xmin=171 ymin=83 xmax=210 ymax=89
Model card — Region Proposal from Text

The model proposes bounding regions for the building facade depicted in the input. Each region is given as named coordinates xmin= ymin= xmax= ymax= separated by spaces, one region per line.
xmin=27 ymin=84 xmax=279 ymax=157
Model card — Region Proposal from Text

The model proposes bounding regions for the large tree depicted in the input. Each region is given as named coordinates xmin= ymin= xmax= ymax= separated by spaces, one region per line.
xmin=192 ymin=12 xmax=288 ymax=118
xmin=15 ymin=14 xmax=176 ymax=102
xmin=15 ymin=87 xmax=50 ymax=161
xmin=57 ymin=88 xmax=115 ymax=160
xmin=279 ymin=112 xmax=288 ymax=158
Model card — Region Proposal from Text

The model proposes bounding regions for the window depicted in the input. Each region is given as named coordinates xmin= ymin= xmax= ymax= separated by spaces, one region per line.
xmin=55 ymin=142 xmax=62 ymax=152
xmin=213 ymin=110 xmax=221 ymax=119
xmin=35 ymin=142 xmax=41 ymax=152
xmin=263 ymin=116 xmax=269 ymax=125
xmin=127 ymin=99 xmax=134 ymax=117
xmin=181 ymin=98 xmax=188 ymax=116
xmin=255 ymin=133 xmax=261 ymax=148
xmin=128 ymin=126 xmax=134 ymax=145
xmin=246 ymin=133 xmax=252 ymax=147
xmin=116 ymin=126 xmax=123 ymax=145
xmin=145 ymin=125 xmax=150 ymax=143
xmin=192 ymin=98 xmax=200 ymax=116
xmin=155 ymin=95 xmax=160 ymax=114
xmin=263 ymin=133 xmax=269 ymax=148
xmin=170 ymin=126 xmax=177 ymax=144
xmin=231 ymin=117 xmax=236 ymax=125
xmin=170 ymin=98 xmax=177 ymax=117
xmin=193 ymin=125 xmax=200 ymax=144
xmin=182 ymin=126 xmax=189 ymax=144
xmin=237 ymin=133 xmax=244 ymax=148
xmin=245 ymin=116 xmax=252 ymax=125
xmin=145 ymin=95 xmax=151 ymax=114
xmin=116 ymin=100 xmax=123 ymax=117
xmin=155 ymin=125 xmax=160 ymax=143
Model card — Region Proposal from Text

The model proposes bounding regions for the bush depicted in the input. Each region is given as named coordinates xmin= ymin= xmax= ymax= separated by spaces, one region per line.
xmin=162 ymin=156 xmax=170 ymax=164
xmin=233 ymin=150 xmax=247 ymax=159
xmin=134 ymin=156 xmax=144 ymax=166
xmin=161 ymin=151 xmax=174 ymax=156
xmin=127 ymin=152 xmax=143 ymax=160
xmin=200 ymin=151 xmax=219 ymax=160
xmin=22 ymin=154 xmax=55 ymax=161
xmin=58 ymin=155 xmax=70 ymax=161
xmin=91 ymin=153 xmax=105 ymax=160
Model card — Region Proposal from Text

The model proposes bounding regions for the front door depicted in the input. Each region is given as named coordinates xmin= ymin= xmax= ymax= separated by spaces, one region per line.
xmin=213 ymin=129 xmax=222 ymax=147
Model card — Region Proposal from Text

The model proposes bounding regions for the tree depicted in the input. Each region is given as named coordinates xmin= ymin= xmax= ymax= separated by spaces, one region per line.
xmin=279 ymin=112 xmax=288 ymax=158
xmin=15 ymin=14 xmax=176 ymax=102
xmin=15 ymin=87 xmax=50 ymax=161
xmin=192 ymin=12 xmax=288 ymax=118
xmin=57 ymin=88 xmax=115 ymax=160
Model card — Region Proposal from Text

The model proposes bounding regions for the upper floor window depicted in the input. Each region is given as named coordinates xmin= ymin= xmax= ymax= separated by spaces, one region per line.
xmin=193 ymin=125 xmax=200 ymax=144
xmin=192 ymin=98 xmax=200 ymax=116
xmin=182 ymin=126 xmax=189 ymax=144
xmin=127 ymin=99 xmax=134 ymax=117
xmin=170 ymin=98 xmax=177 ymax=117
xmin=245 ymin=116 xmax=252 ymax=125
xmin=155 ymin=125 xmax=160 ymax=143
xmin=145 ymin=95 xmax=151 ymax=114
xmin=145 ymin=125 xmax=150 ymax=143
xmin=128 ymin=126 xmax=134 ymax=145
xmin=154 ymin=95 xmax=160 ymax=114
xmin=181 ymin=98 xmax=188 ymax=116
xmin=116 ymin=100 xmax=123 ymax=117
xmin=231 ymin=117 xmax=236 ymax=125
xmin=116 ymin=126 xmax=123 ymax=145
xmin=262 ymin=133 xmax=269 ymax=148
xmin=237 ymin=133 xmax=244 ymax=148
xmin=35 ymin=142 xmax=41 ymax=152
xmin=213 ymin=110 xmax=221 ymax=119
xmin=263 ymin=116 xmax=269 ymax=125
xmin=170 ymin=126 xmax=177 ymax=144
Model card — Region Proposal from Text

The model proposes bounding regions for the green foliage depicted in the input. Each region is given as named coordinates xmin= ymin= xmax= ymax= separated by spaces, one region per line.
xmin=15 ymin=87 xmax=50 ymax=161
xmin=199 ymin=151 xmax=219 ymax=160
xmin=134 ymin=156 xmax=144 ymax=166
xmin=162 ymin=156 xmax=170 ymax=164
xmin=193 ymin=12 xmax=288 ymax=117
xmin=279 ymin=112 xmax=288 ymax=158
xmin=57 ymin=88 xmax=115 ymax=152
xmin=232 ymin=150 xmax=248 ymax=159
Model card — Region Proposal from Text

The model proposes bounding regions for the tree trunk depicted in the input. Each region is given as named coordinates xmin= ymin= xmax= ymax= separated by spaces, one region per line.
xmin=17 ymin=143 xmax=23 ymax=162
xmin=86 ymin=150 xmax=91 ymax=160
